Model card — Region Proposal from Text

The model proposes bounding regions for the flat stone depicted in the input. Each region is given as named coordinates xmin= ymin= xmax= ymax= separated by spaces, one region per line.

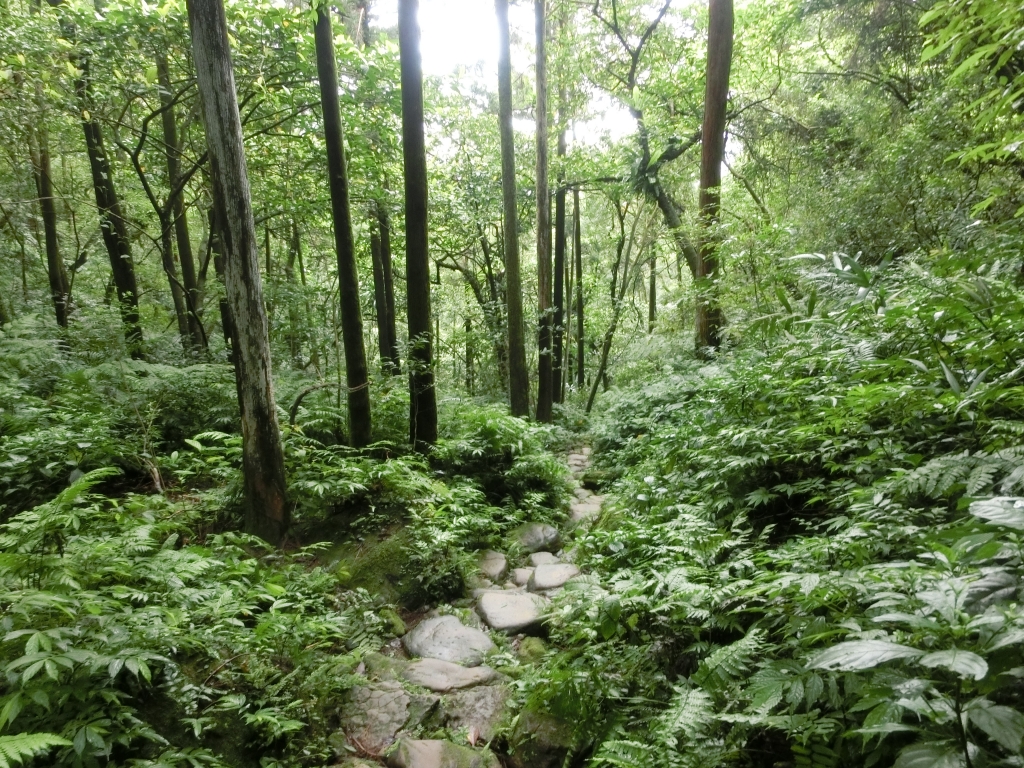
xmin=573 ymin=487 xmax=591 ymax=500
xmin=528 ymin=564 xmax=580 ymax=592
xmin=567 ymin=453 xmax=587 ymax=463
xmin=402 ymin=615 xmax=496 ymax=667
xmin=477 ymin=551 xmax=508 ymax=582
xmin=443 ymin=685 xmax=511 ymax=742
xmin=512 ymin=523 xmax=561 ymax=553
xmin=402 ymin=659 xmax=498 ymax=692
xmin=338 ymin=681 xmax=438 ymax=755
xmin=509 ymin=710 xmax=574 ymax=768
xmin=570 ymin=503 xmax=601 ymax=522
xmin=386 ymin=739 xmax=500 ymax=768
xmin=476 ymin=591 xmax=547 ymax=634
xmin=512 ymin=568 xmax=534 ymax=587
xmin=528 ymin=552 xmax=560 ymax=567
xmin=581 ymin=446 xmax=591 ymax=456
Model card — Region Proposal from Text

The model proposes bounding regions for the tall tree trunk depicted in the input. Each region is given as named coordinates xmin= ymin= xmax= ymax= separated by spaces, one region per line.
xmin=534 ymin=0 xmax=552 ymax=423
xmin=187 ymin=0 xmax=289 ymax=545
xmin=286 ymin=220 xmax=302 ymax=363
xmin=497 ymin=0 xmax=530 ymax=418
xmin=465 ymin=316 xmax=474 ymax=393
xmin=74 ymin=57 xmax=144 ymax=357
xmin=648 ymin=250 xmax=657 ymax=333
xmin=370 ymin=228 xmax=394 ymax=374
xmin=399 ymin=0 xmax=438 ymax=449
xmin=696 ymin=0 xmax=733 ymax=351
xmin=376 ymin=200 xmax=401 ymax=372
xmin=29 ymin=128 xmax=69 ymax=329
xmin=315 ymin=5 xmax=372 ymax=447
xmin=552 ymin=118 xmax=567 ymax=404
xmin=573 ymin=188 xmax=584 ymax=388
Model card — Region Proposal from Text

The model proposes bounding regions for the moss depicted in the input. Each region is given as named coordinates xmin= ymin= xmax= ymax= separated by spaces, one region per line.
xmin=329 ymin=526 xmax=427 ymax=608
xmin=517 ymin=636 xmax=548 ymax=663
xmin=379 ymin=606 xmax=407 ymax=636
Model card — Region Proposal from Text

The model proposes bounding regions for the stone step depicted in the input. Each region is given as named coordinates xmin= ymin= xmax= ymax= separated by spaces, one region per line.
xmin=477 ymin=550 xmax=508 ymax=582
xmin=386 ymin=739 xmax=500 ymax=768
xmin=528 ymin=551 xmax=560 ymax=567
xmin=528 ymin=563 xmax=580 ymax=592
xmin=476 ymin=591 xmax=547 ymax=634
xmin=402 ymin=615 xmax=496 ymax=666
xmin=402 ymin=658 xmax=498 ymax=692
xmin=512 ymin=522 xmax=560 ymax=553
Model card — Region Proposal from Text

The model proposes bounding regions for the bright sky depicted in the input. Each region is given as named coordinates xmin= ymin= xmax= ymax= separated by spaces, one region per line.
xmin=370 ymin=0 xmax=637 ymax=143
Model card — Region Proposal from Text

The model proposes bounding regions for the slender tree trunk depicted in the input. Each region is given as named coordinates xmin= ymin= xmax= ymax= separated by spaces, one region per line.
xmin=286 ymin=220 xmax=302 ymax=363
xmin=74 ymin=57 xmax=144 ymax=358
xmin=399 ymin=0 xmax=438 ymax=449
xmin=376 ymin=200 xmax=400 ymax=372
xmin=648 ymin=250 xmax=657 ymax=333
xmin=552 ymin=123 xmax=567 ymax=403
xmin=534 ymin=0 xmax=552 ymax=422
xmin=696 ymin=0 xmax=733 ymax=351
xmin=187 ymin=0 xmax=289 ymax=545
xmin=315 ymin=5 xmax=372 ymax=447
xmin=497 ymin=0 xmax=529 ymax=417
xmin=370 ymin=229 xmax=394 ymax=374
xmin=465 ymin=316 xmax=474 ymax=393
xmin=573 ymin=188 xmax=584 ymax=388
xmin=29 ymin=128 xmax=69 ymax=329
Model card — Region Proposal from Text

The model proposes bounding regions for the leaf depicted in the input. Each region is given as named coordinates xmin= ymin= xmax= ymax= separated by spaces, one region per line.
xmin=970 ymin=498 xmax=1024 ymax=530
xmin=893 ymin=742 xmax=965 ymax=768
xmin=968 ymin=699 xmax=1024 ymax=753
xmin=919 ymin=649 xmax=988 ymax=681
xmin=807 ymin=641 xmax=923 ymax=672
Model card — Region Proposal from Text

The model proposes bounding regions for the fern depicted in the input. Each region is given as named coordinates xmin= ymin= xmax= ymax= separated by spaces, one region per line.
xmin=657 ymin=686 xmax=714 ymax=744
xmin=0 ymin=733 xmax=70 ymax=768
xmin=692 ymin=629 xmax=765 ymax=698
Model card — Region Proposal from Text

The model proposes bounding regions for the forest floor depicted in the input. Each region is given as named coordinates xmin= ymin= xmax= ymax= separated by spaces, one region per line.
xmin=333 ymin=446 xmax=603 ymax=768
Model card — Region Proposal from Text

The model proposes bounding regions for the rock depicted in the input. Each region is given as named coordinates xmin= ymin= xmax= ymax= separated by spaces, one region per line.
xmin=573 ymin=487 xmax=591 ymax=500
xmin=570 ymin=503 xmax=601 ymax=523
xmin=528 ymin=552 xmax=560 ymax=567
xmin=512 ymin=523 xmax=561 ymax=553
xmin=512 ymin=568 xmax=534 ymax=587
xmin=402 ymin=659 xmax=498 ymax=692
xmin=528 ymin=564 xmax=580 ymax=592
xmin=467 ymin=574 xmax=493 ymax=590
xmin=380 ymin=607 xmax=408 ymax=637
xmin=567 ymin=453 xmax=587 ymax=464
xmin=338 ymin=681 xmax=438 ymax=754
xmin=581 ymin=446 xmax=592 ymax=456
xmin=443 ymin=684 xmax=510 ymax=742
xmin=386 ymin=739 xmax=501 ymax=768
xmin=477 ymin=551 xmax=508 ymax=582
xmin=517 ymin=636 xmax=547 ymax=663
xmin=364 ymin=652 xmax=410 ymax=681
xmin=477 ymin=591 xmax=546 ymax=634
xmin=402 ymin=615 xmax=496 ymax=667
xmin=509 ymin=710 xmax=575 ymax=768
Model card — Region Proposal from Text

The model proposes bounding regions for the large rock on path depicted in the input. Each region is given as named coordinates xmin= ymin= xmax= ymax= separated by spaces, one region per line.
xmin=528 ymin=564 xmax=580 ymax=592
xmin=386 ymin=739 xmax=500 ymax=768
xmin=477 ymin=551 xmax=508 ymax=582
xmin=443 ymin=685 xmax=510 ymax=742
xmin=338 ymin=681 xmax=438 ymax=755
xmin=512 ymin=523 xmax=560 ymax=553
xmin=402 ymin=658 xmax=498 ymax=692
xmin=528 ymin=552 xmax=559 ymax=566
xmin=402 ymin=615 xmax=496 ymax=666
xmin=477 ymin=591 xmax=546 ymax=634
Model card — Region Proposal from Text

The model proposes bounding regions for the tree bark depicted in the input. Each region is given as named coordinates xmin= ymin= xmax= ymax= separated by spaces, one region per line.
xmin=496 ymin=0 xmax=530 ymax=418
xmin=29 ymin=127 xmax=69 ymax=329
xmin=648 ymin=250 xmax=657 ymax=333
xmin=534 ymin=0 xmax=552 ymax=422
xmin=696 ymin=0 xmax=733 ymax=351
xmin=286 ymin=220 xmax=302 ymax=363
xmin=315 ymin=5 xmax=372 ymax=447
xmin=74 ymin=58 xmax=144 ymax=358
xmin=370 ymin=229 xmax=394 ymax=374
xmin=376 ymin=200 xmax=401 ymax=372
xmin=187 ymin=0 xmax=289 ymax=545
xmin=552 ymin=115 xmax=567 ymax=403
xmin=573 ymin=188 xmax=584 ymax=388
xmin=399 ymin=0 xmax=438 ymax=449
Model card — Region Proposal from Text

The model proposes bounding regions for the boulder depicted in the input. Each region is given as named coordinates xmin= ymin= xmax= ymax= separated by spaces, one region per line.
xmin=338 ymin=681 xmax=438 ymax=754
xmin=402 ymin=615 xmax=496 ymax=667
xmin=512 ymin=523 xmax=561 ymax=553
xmin=517 ymin=636 xmax=547 ymax=663
xmin=509 ymin=710 xmax=575 ymax=768
xmin=528 ymin=564 xmax=580 ymax=592
xmin=512 ymin=568 xmax=534 ymax=587
xmin=443 ymin=684 xmax=510 ymax=742
xmin=573 ymin=487 xmax=591 ymax=500
xmin=477 ymin=551 xmax=508 ymax=582
xmin=386 ymin=739 xmax=500 ymax=768
xmin=569 ymin=503 xmax=601 ymax=523
xmin=477 ymin=591 xmax=546 ymax=634
xmin=402 ymin=659 xmax=498 ymax=692
xmin=528 ymin=552 xmax=560 ymax=567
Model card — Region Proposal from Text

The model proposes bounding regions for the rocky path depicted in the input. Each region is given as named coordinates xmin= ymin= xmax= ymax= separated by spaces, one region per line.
xmin=336 ymin=447 xmax=602 ymax=768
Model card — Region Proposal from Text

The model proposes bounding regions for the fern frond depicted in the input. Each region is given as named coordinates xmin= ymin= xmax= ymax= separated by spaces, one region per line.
xmin=692 ymin=628 xmax=765 ymax=697
xmin=0 ymin=733 xmax=70 ymax=768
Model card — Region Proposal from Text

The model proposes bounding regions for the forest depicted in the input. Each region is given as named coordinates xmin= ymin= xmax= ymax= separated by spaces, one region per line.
xmin=1 ymin=0 xmax=1023 ymax=765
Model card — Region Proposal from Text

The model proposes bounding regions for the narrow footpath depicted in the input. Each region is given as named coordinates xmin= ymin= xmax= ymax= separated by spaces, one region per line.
xmin=335 ymin=447 xmax=603 ymax=768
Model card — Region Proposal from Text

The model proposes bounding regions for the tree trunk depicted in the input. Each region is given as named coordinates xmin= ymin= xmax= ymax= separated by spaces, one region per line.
xmin=465 ymin=316 xmax=474 ymax=393
xmin=187 ymin=0 xmax=289 ymax=545
xmin=74 ymin=58 xmax=144 ymax=358
xmin=573 ymin=188 xmax=584 ymax=388
xmin=315 ymin=5 xmax=372 ymax=447
xmin=286 ymin=220 xmax=302 ymax=363
xmin=648 ymin=250 xmax=657 ymax=333
xmin=29 ymin=127 xmax=69 ymax=329
xmin=399 ymin=0 xmax=438 ymax=449
xmin=370 ymin=228 xmax=394 ymax=374
xmin=534 ymin=0 xmax=552 ymax=423
xmin=376 ymin=200 xmax=401 ymax=372
xmin=552 ymin=119 xmax=567 ymax=404
xmin=696 ymin=0 xmax=733 ymax=351
xmin=497 ymin=0 xmax=530 ymax=418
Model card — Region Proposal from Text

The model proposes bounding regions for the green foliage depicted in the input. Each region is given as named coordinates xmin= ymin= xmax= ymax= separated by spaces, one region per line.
xmin=0 ymin=733 xmax=71 ymax=768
